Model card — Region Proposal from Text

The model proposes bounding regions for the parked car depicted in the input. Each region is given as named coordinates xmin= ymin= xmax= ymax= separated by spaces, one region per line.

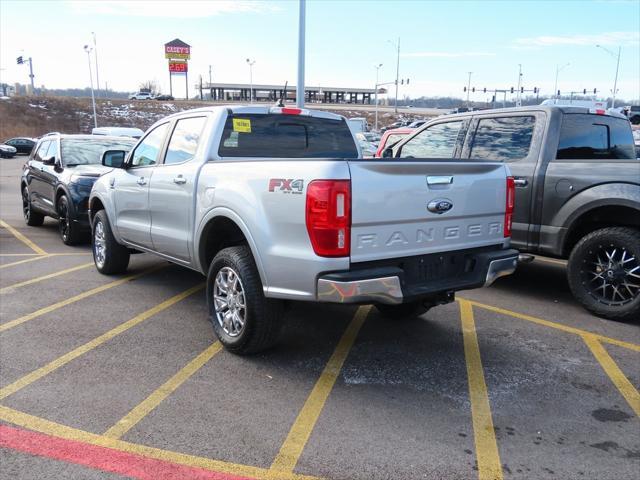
xmin=4 ymin=137 xmax=36 ymax=155
xmin=92 ymin=127 xmax=144 ymax=139
xmin=347 ymin=117 xmax=369 ymax=134
xmin=408 ymin=120 xmax=427 ymax=128
xmin=354 ymin=132 xmax=377 ymax=158
xmin=20 ymin=134 xmax=136 ymax=245
xmin=154 ymin=94 xmax=175 ymax=101
xmin=389 ymin=105 xmax=640 ymax=321
xmin=88 ymin=105 xmax=518 ymax=354
xmin=380 ymin=120 xmax=410 ymax=134
xmin=628 ymin=105 xmax=640 ymax=125
xmin=374 ymin=127 xmax=412 ymax=157
xmin=129 ymin=92 xmax=153 ymax=100
xmin=0 ymin=144 xmax=17 ymax=158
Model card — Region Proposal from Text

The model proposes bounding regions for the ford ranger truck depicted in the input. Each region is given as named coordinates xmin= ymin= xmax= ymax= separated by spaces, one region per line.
xmin=89 ymin=106 xmax=519 ymax=354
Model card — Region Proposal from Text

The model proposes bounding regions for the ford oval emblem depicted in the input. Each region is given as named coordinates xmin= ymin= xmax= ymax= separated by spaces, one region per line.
xmin=427 ymin=199 xmax=453 ymax=214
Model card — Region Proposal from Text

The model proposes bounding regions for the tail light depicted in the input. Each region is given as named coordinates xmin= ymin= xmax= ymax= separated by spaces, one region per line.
xmin=306 ymin=180 xmax=351 ymax=257
xmin=504 ymin=176 xmax=515 ymax=238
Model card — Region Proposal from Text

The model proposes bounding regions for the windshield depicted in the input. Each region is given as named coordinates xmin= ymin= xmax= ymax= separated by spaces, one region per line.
xmin=61 ymin=138 xmax=136 ymax=166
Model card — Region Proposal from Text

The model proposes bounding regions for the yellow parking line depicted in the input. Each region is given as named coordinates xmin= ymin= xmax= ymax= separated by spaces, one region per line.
xmin=460 ymin=300 xmax=503 ymax=480
xmin=0 ymin=405 xmax=319 ymax=480
xmin=0 ymin=284 xmax=204 ymax=401
xmin=104 ymin=342 xmax=223 ymax=439
xmin=270 ymin=305 xmax=371 ymax=475
xmin=0 ymin=262 xmax=94 ymax=294
xmin=582 ymin=334 xmax=640 ymax=417
xmin=0 ymin=265 xmax=166 ymax=333
xmin=0 ymin=219 xmax=47 ymax=255
xmin=0 ymin=255 xmax=50 ymax=269
xmin=462 ymin=298 xmax=640 ymax=353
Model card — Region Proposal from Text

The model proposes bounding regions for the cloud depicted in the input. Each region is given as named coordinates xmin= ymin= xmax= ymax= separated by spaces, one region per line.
xmin=66 ymin=0 xmax=280 ymax=18
xmin=401 ymin=52 xmax=496 ymax=58
xmin=514 ymin=31 xmax=639 ymax=48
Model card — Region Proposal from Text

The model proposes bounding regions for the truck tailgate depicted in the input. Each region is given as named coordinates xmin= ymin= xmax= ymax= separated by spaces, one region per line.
xmin=348 ymin=160 xmax=508 ymax=263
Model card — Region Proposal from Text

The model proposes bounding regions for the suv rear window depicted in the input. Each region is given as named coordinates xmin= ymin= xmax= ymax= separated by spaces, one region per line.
xmin=218 ymin=114 xmax=358 ymax=158
xmin=557 ymin=114 xmax=636 ymax=160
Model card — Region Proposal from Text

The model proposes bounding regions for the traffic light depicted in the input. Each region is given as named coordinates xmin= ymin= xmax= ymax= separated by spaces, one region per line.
xmin=463 ymin=86 xmax=467 ymax=92
xmin=16 ymin=56 xmax=23 ymax=65
xmin=520 ymin=87 xmax=524 ymax=93
xmin=510 ymin=87 xmax=514 ymax=93
xmin=406 ymin=79 xmax=409 ymax=85
xmin=472 ymin=87 xmax=475 ymax=93
xmin=491 ymin=95 xmax=496 ymax=102
xmin=583 ymin=89 xmax=587 ymax=94
xmin=533 ymin=87 xmax=538 ymax=94
xmin=593 ymin=88 xmax=597 ymax=94
xmin=483 ymin=87 xmax=487 ymax=93
xmin=557 ymin=90 xmax=561 ymax=96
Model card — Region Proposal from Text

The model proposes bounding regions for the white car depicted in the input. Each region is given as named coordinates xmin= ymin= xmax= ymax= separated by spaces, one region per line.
xmin=0 ymin=144 xmax=17 ymax=158
xmin=129 ymin=92 xmax=153 ymax=100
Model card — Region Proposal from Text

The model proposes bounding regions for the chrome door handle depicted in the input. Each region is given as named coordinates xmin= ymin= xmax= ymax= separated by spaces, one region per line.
xmin=514 ymin=178 xmax=528 ymax=187
xmin=173 ymin=175 xmax=187 ymax=185
xmin=427 ymin=176 xmax=453 ymax=186
xmin=136 ymin=177 xmax=147 ymax=186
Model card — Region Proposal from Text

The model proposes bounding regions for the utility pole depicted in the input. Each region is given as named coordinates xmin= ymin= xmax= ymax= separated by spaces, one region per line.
xmin=297 ymin=0 xmax=306 ymax=108
xmin=83 ymin=45 xmax=97 ymax=128
xmin=596 ymin=45 xmax=622 ymax=108
xmin=209 ymin=65 xmax=212 ymax=85
xmin=28 ymin=57 xmax=35 ymax=92
xmin=92 ymin=32 xmax=100 ymax=96
xmin=466 ymin=71 xmax=472 ymax=107
xmin=553 ymin=63 xmax=570 ymax=104
xmin=391 ymin=37 xmax=400 ymax=113
xmin=374 ymin=63 xmax=383 ymax=131
xmin=516 ymin=64 xmax=523 ymax=107
xmin=246 ymin=58 xmax=255 ymax=102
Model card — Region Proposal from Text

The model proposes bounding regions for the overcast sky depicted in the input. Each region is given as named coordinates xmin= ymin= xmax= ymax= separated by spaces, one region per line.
xmin=1 ymin=0 xmax=639 ymax=102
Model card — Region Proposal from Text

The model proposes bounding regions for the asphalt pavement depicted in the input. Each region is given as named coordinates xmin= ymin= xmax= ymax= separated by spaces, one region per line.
xmin=0 ymin=154 xmax=638 ymax=480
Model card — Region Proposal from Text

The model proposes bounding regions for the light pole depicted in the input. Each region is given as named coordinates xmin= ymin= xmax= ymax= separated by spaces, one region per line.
xmin=388 ymin=37 xmax=400 ymax=113
xmin=553 ymin=62 xmax=570 ymax=103
xmin=374 ymin=63 xmax=383 ymax=131
xmin=596 ymin=45 xmax=621 ymax=108
xmin=246 ymin=58 xmax=255 ymax=103
xmin=91 ymin=32 xmax=100 ymax=96
xmin=466 ymin=72 xmax=472 ymax=106
xmin=297 ymin=0 xmax=306 ymax=108
xmin=516 ymin=64 xmax=523 ymax=107
xmin=83 ymin=45 xmax=97 ymax=128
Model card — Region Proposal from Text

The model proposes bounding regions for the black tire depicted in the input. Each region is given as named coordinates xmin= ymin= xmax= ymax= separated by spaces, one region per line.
xmin=22 ymin=185 xmax=44 ymax=226
xmin=92 ymin=210 xmax=130 ymax=275
xmin=206 ymin=245 xmax=284 ymax=355
xmin=57 ymin=195 xmax=84 ymax=245
xmin=567 ymin=227 xmax=640 ymax=322
xmin=375 ymin=301 xmax=429 ymax=319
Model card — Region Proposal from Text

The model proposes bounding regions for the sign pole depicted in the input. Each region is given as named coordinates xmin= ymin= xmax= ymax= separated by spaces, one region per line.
xmin=169 ymin=72 xmax=173 ymax=97
xmin=185 ymin=71 xmax=188 ymax=100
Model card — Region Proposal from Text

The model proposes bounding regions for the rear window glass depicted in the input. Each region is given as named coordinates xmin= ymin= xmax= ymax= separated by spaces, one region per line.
xmin=218 ymin=114 xmax=358 ymax=158
xmin=557 ymin=114 xmax=636 ymax=160
xmin=469 ymin=116 xmax=536 ymax=162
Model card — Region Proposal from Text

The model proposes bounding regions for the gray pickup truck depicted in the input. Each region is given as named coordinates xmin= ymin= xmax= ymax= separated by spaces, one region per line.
xmin=88 ymin=105 xmax=518 ymax=354
xmin=389 ymin=105 xmax=640 ymax=321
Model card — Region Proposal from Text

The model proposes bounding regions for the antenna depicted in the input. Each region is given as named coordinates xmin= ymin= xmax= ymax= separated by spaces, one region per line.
xmin=277 ymin=81 xmax=288 ymax=107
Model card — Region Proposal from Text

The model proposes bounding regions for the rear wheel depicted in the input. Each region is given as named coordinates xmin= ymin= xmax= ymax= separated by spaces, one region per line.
xmin=22 ymin=186 xmax=44 ymax=226
xmin=92 ymin=210 xmax=130 ymax=274
xmin=567 ymin=227 xmax=640 ymax=321
xmin=57 ymin=195 xmax=84 ymax=245
xmin=375 ymin=301 xmax=429 ymax=319
xmin=207 ymin=246 xmax=284 ymax=354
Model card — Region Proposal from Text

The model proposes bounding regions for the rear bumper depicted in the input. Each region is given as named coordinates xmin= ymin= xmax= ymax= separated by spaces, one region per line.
xmin=317 ymin=247 xmax=519 ymax=305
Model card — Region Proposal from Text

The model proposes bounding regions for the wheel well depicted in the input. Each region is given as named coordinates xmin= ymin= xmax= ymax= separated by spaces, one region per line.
xmin=89 ymin=198 xmax=104 ymax=224
xmin=564 ymin=205 xmax=640 ymax=255
xmin=199 ymin=217 xmax=248 ymax=271
xmin=54 ymin=188 xmax=66 ymax=208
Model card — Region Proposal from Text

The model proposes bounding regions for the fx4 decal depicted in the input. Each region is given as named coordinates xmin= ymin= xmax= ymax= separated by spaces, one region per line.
xmin=268 ymin=178 xmax=304 ymax=194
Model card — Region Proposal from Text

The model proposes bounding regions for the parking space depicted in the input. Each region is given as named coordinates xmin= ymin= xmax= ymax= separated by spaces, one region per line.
xmin=0 ymin=155 xmax=638 ymax=480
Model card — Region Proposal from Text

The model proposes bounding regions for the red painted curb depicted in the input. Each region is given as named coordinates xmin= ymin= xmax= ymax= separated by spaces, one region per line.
xmin=0 ymin=424 xmax=254 ymax=480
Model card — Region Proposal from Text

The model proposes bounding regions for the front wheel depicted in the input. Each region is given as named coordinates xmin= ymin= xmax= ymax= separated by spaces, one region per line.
xmin=207 ymin=246 xmax=284 ymax=355
xmin=57 ymin=195 xmax=84 ymax=245
xmin=567 ymin=227 xmax=640 ymax=322
xmin=92 ymin=210 xmax=130 ymax=275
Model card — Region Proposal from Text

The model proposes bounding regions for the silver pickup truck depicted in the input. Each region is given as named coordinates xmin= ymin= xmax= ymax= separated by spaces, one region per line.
xmin=89 ymin=105 xmax=518 ymax=354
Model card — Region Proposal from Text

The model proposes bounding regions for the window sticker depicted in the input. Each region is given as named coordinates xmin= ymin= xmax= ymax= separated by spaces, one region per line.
xmin=233 ymin=118 xmax=252 ymax=133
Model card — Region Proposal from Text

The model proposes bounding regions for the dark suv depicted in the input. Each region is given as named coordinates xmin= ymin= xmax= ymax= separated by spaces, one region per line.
xmin=21 ymin=134 xmax=136 ymax=245
xmin=389 ymin=106 xmax=639 ymax=321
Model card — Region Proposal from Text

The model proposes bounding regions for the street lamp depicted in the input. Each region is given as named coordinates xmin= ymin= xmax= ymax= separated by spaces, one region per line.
xmin=374 ymin=63 xmax=383 ymax=132
xmin=246 ymin=58 xmax=255 ymax=103
xmin=553 ymin=62 xmax=570 ymax=104
xmin=83 ymin=45 xmax=97 ymax=129
xmin=91 ymin=32 xmax=100 ymax=96
xmin=596 ymin=45 xmax=621 ymax=108
xmin=387 ymin=38 xmax=400 ymax=113
xmin=466 ymin=72 xmax=472 ymax=107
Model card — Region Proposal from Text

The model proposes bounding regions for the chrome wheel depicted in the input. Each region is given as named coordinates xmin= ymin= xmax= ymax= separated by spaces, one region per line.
xmin=93 ymin=220 xmax=107 ymax=269
xmin=213 ymin=266 xmax=246 ymax=337
xmin=583 ymin=245 xmax=640 ymax=306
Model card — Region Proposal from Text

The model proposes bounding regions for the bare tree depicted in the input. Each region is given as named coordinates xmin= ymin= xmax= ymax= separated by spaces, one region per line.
xmin=138 ymin=80 xmax=159 ymax=94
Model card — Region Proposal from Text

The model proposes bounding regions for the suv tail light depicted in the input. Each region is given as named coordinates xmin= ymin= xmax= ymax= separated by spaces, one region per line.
xmin=504 ymin=176 xmax=515 ymax=238
xmin=306 ymin=180 xmax=351 ymax=257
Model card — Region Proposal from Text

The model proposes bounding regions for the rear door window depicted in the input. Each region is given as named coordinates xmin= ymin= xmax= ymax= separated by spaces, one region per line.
xmin=556 ymin=114 xmax=636 ymax=160
xmin=218 ymin=114 xmax=358 ymax=158
xmin=469 ymin=116 xmax=536 ymax=162
xmin=164 ymin=116 xmax=207 ymax=165
xmin=400 ymin=121 xmax=463 ymax=158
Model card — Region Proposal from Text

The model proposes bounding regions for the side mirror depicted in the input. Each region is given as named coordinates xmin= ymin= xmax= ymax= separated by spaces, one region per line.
xmin=382 ymin=147 xmax=394 ymax=158
xmin=42 ymin=155 xmax=56 ymax=166
xmin=102 ymin=150 xmax=126 ymax=168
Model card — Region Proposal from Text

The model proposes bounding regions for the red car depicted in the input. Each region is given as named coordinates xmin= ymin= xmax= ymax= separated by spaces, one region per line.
xmin=374 ymin=127 xmax=413 ymax=157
